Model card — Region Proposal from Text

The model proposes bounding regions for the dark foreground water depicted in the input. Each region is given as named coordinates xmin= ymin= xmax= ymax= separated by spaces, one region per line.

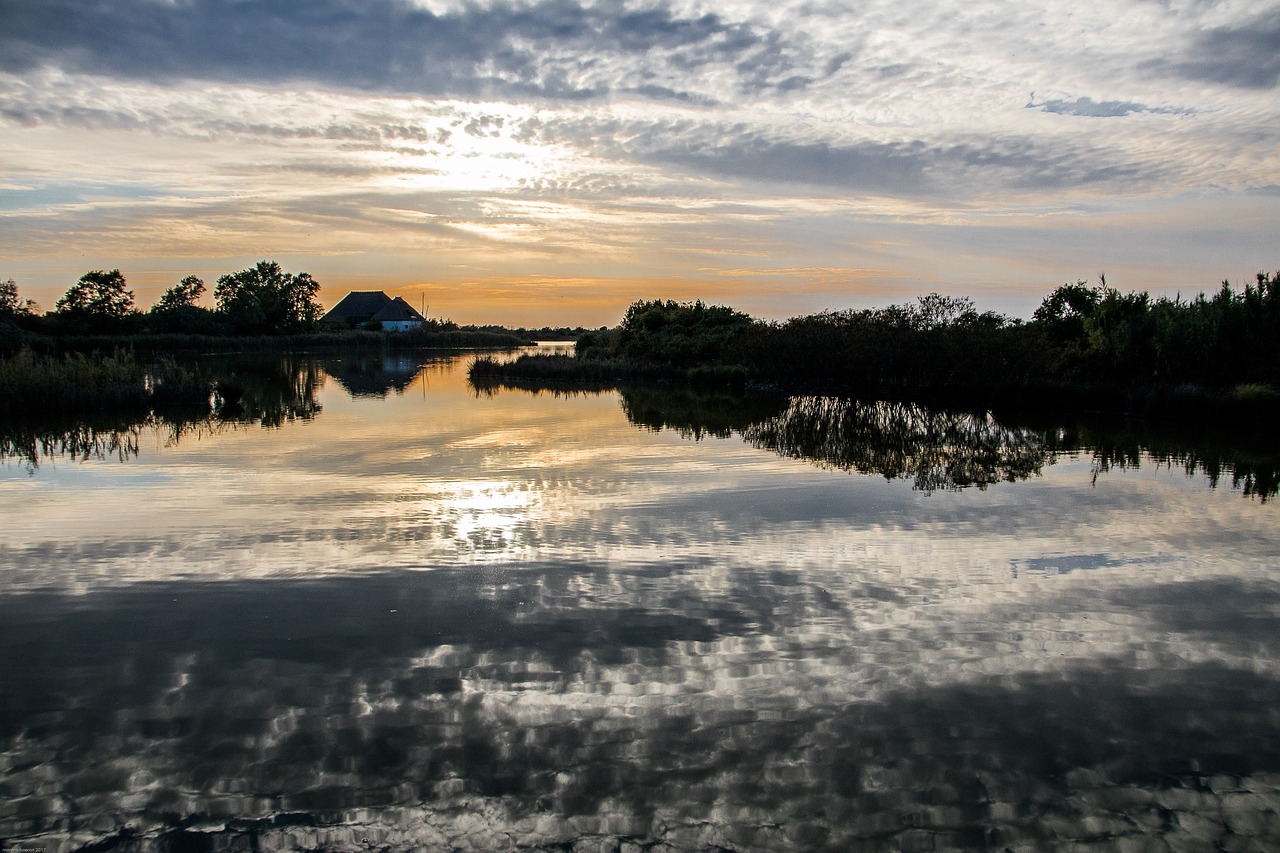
xmin=2 ymin=350 xmax=1279 ymax=852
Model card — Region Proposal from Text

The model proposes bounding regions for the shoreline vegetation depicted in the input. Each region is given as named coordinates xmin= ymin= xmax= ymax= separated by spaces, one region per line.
xmin=0 ymin=261 xmax=585 ymax=417
xmin=471 ymin=272 xmax=1280 ymax=428
xmin=2 ymin=263 xmax=1277 ymax=429
xmin=0 ymin=261 xmax=586 ymax=355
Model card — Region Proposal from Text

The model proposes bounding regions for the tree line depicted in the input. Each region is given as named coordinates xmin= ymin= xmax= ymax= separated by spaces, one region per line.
xmin=741 ymin=273 xmax=1280 ymax=396
xmin=0 ymin=261 xmax=324 ymax=338
xmin=475 ymin=271 xmax=1280 ymax=422
xmin=0 ymin=263 xmax=588 ymax=350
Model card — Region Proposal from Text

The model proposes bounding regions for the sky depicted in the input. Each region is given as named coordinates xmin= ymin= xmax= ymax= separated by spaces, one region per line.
xmin=1 ymin=0 xmax=1278 ymax=326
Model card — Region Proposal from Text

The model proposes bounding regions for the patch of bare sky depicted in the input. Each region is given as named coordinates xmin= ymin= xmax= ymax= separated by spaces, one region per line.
xmin=1028 ymin=95 xmax=1194 ymax=118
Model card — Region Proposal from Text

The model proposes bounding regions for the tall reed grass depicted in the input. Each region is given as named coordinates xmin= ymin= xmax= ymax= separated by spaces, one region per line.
xmin=0 ymin=349 xmax=211 ymax=418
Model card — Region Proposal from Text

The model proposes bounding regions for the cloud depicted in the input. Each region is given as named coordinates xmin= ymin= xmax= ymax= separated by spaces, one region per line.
xmin=1164 ymin=11 xmax=1280 ymax=89
xmin=650 ymin=136 xmax=932 ymax=193
xmin=0 ymin=0 xmax=819 ymax=101
xmin=2 ymin=0 xmax=1278 ymax=320
xmin=541 ymin=118 xmax=1169 ymax=197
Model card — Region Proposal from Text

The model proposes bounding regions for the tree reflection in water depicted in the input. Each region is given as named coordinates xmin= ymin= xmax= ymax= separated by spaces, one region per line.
xmin=1048 ymin=420 xmax=1280 ymax=503
xmin=0 ymin=418 xmax=145 ymax=469
xmin=618 ymin=387 xmax=1280 ymax=500
xmin=621 ymin=385 xmax=790 ymax=441
xmin=5 ymin=360 xmax=1277 ymax=503
xmin=741 ymin=396 xmax=1048 ymax=493
xmin=212 ymin=354 xmax=325 ymax=428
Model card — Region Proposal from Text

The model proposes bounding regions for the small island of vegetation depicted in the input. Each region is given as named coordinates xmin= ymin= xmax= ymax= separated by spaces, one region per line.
xmin=472 ymin=271 xmax=1280 ymax=427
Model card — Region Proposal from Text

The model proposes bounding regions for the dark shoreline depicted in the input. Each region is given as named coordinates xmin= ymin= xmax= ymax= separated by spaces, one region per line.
xmin=470 ymin=353 xmax=1280 ymax=432
xmin=470 ymin=277 xmax=1280 ymax=430
xmin=3 ymin=327 xmax=538 ymax=355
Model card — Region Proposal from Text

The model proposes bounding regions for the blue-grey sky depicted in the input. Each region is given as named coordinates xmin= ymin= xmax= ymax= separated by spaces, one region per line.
xmin=1 ymin=0 xmax=1277 ymax=324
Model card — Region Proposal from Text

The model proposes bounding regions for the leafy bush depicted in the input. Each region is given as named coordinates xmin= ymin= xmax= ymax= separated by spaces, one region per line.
xmin=612 ymin=300 xmax=756 ymax=367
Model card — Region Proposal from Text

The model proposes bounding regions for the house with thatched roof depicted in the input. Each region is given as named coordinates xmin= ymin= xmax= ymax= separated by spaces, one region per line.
xmin=321 ymin=291 xmax=426 ymax=332
xmin=371 ymin=297 xmax=427 ymax=332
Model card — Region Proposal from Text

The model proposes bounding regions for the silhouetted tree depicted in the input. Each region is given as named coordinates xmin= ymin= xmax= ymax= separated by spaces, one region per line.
xmin=56 ymin=269 xmax=135 ymax=319
xmin=613 ymin=299 xmax=756 ymax=367
xmin=0 ymin=278 xmax=37 ymax=318
xmin=911 ymin=292 xmax=976 ymax=330
xmin=156 ymin=275 xmax=206 ymax=311
xmin=1033 ymin=281 xmax=1099 ymax=328
xmin=148 ymin=274 xmax=221 ymax=334
xmin=214 ymin=261 xmax=322 ymax=335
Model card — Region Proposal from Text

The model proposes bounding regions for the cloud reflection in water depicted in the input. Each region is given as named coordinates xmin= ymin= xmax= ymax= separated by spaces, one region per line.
xmin=4 ymin=570 xmax=1280 ymax=850
xmin=2 ymin=354 xmax=1279 ymax=850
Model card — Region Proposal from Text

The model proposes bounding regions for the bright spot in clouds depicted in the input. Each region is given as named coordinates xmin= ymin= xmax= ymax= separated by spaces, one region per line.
xmin=0 ymin=0 xmax=1277 ymax=325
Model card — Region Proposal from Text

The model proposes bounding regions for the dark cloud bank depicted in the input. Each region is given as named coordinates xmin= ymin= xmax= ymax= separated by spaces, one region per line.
xmin=5 ymin=0 xmax=1276 ymax=101
xmin=0 ymin=0 xmax=794 ymax=99
xmin=1163 ymin=11 xmax=1280 ymax=89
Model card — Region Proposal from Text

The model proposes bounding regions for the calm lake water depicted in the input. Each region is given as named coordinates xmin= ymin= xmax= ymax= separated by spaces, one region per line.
xmin=3 ymin=349 xmax=1279 ymax=852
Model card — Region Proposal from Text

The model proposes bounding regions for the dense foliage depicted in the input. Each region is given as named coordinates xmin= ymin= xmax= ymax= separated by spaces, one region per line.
xmin=741 ymin=293 xmax=1020 ymax=396
xmin=52 ymin=270 xmax=138 ymax=333
xmin=0 ymin=262 xmax=329 ymax=339
xmin=473 ymin=272 xmax=1280 ymax=422
xmin=581 ymin=299 xmax=756 ymax=368
xmin=558 ymin=276 xmax=1280 ymax=395
xmin=1030 ymin=273 xmax=1280 ymax=388
xmin=214 ymin=261 xmax=322 ymax=334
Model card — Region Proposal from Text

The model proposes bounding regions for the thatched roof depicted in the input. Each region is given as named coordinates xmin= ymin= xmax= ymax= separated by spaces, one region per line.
xmin=321 ymin=291 xmax=394 ymax=323
xmin=371 ymin=297 xmax=425 ymax=324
